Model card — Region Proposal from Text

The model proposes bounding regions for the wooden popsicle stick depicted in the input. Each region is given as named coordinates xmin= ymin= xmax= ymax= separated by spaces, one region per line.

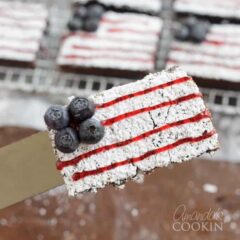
xmin=0 ymin=131 xmax=64 ymax=210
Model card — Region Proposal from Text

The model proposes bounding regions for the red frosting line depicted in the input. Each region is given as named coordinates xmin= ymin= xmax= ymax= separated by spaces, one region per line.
xmin=61 ymin=32 xmax=158 ymax=45
xmin=96 ymin=76 xmax=192 ymax=109
xmin=72 ymin=130 xmax=216 ymax=181
xmin=106 ymin=28 xmax=160 ymax=36
xmin=62 ymin=54 xmax=154 ymax=64
xmin=171 ymin=47 xmax=236 ymax=59
xmin=168 ymin=59 xmax=240 ymax=71
xmin=56 ymin=110 xmax=211 ymax=171
xmin=101 ymin=93 xmax=202 ymax=126
xmin=72 ymin=45 xmax=154 ymax=54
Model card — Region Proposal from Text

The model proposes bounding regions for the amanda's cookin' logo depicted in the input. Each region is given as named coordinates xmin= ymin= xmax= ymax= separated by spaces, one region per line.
xmin=172 ymin=204 xmax=224 ymax=232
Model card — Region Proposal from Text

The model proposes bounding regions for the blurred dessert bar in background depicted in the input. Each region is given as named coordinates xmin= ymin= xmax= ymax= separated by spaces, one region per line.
xmin=0 ymin=1 xmax=48 ymax=68
xmin=167 ymin=18 xmax=240 ymax=91
xmin=72 ymin=0 xmax=162 ymax=15
xmin=57 ymin=3 xmax=162 ymax=78
xmin=174 ymin=0 xmax=240 ymax=22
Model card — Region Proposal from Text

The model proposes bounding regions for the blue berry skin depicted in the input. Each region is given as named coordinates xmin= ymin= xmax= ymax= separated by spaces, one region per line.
xmin=74 ymin=6 xmax=88 ymax=19
xmin=174 ymin=25 xmax=190 ymax=41
xmin=67 ymin=17 xmax=83 ymax=31
xmin=83 ymin=18 xmax=99 ymax=32
xmin=79 ymin=118 xmax=105 ymax=144
xmin=55 ymin=128 xmax=80 ymax=153
xmin=190 ymin=22 xmax=209 ymax=43
xmin=184 ymin=16 xmax=198 ymax=30
xmin=44 ymin=106 xmax=70 ymax=130
xmin=69 ymin=97 xmax=96 ymax=123
xmin=87 ymin=4 xmax=105 ymax=19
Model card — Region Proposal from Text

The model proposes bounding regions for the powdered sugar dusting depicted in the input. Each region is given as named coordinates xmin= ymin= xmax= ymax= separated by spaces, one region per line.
xmin=48 ymin=67 xmax=219 ymax=195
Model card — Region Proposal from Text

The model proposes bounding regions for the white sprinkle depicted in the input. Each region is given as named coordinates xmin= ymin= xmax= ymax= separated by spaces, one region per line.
xmin=203 ymin=183 xmax=218 ymax=193
xmin=230 ymin=222 xmax=237 ymax=230
xmin=224 ymin=214 xmax=232 ymax=223
xmin=79 ymin=219 xmax=86 ymax=226
xmin=39 ymin=208 xmax=47 ymax=216
xmin=0 ymin=219 xmax=8 ymax=226
xmin=131 ymin=208 xmax=139 ymax=217
xmin=55 ymin=208 xmax=63 ymax=216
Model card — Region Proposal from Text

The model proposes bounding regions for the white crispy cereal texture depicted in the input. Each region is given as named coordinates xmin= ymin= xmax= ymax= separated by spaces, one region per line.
xmin=49 ymin=67 xmax=219 ymax=196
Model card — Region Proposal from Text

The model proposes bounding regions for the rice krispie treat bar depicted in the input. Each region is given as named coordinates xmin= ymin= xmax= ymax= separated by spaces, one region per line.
xmin=44 ymin=67 xmax=219 ymax=195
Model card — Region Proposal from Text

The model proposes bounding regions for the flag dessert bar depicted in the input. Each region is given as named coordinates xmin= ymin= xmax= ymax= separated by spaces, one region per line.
xmin=174 ymin=0 xmax=240 ymax=22
xmin=45 ymin=67 xmax=219 ymax=196
xmin=73 ymin=0 xmax=162 ymax=15
xmin=57 ymin=7 xmax=162 ymax=78
xmin=167 ymin=20 xmax=240 ymax=90
xmin=0 ymin=1 xmax=48 ymax=67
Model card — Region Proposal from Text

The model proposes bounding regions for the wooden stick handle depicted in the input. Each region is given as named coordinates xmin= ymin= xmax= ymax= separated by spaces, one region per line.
xmin=0 ymin=132 xmax=64 ymax=210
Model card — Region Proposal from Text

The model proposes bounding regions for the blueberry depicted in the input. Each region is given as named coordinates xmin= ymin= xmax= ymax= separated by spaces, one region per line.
xmin=184 ymin=16 xmax=198 ymax=30
xmin=190 ymin=22 xmax=209 ymax=43
xmin=68 ymin=97 xmax=95 ymax=123
xmin=55 ymin=127 xmax=80 ymax=153
xmin=44 ymin=105 xmax=70 ymax=130
xmin=174 ymin=24 xmax=190 ymax=41
xmin=83 ymin=18 xmax=99 ymax=32
xmin=67 ymin=17 xmax=83 ymax=31
xmin=87 ymin=4 xmax=105 ymax=19
xmin=79 ymin=118 xmax=105 ymax=144
xmin=74 ymin=6 xmax=88 ymax=19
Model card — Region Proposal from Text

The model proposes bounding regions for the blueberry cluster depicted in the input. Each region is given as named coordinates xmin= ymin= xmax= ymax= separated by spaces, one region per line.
xmin=44 ymin=97 xmax=105 ymax=153
xmin=175 ymin=17 xmax=210 ymax=43
xmin=67 ymin=3 xmax=105 ymax=32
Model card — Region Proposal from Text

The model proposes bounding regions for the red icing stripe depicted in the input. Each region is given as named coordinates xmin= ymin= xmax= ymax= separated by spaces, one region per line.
xmin=61 ymin=32 xmax=157 ymax=45
xmin=72 ymin=45 xmax=154 ymax=54
xmin=96 ymin=76 xmax=192 ymax=109
xmin=101 ymin=93 xmax=202 ymax=126
xmin=72 ymin=130 xmax=216 ymax=181
xmin=204 ymin=40 xmax=226 ymax=46
xmin=56 ymin=110 xmax=211 ymax=171
xmin=206 ymin=40 xmax=240 ymax=47
xmin=62 ymin=54 xmax=154 ymax=64
xmin=168 ymin=60 xmax=240 ymax=71
xmin=107 ymin=28 xmax=160 ymax=36
xmin=172 ymin=47 xmax=236 ymax=59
